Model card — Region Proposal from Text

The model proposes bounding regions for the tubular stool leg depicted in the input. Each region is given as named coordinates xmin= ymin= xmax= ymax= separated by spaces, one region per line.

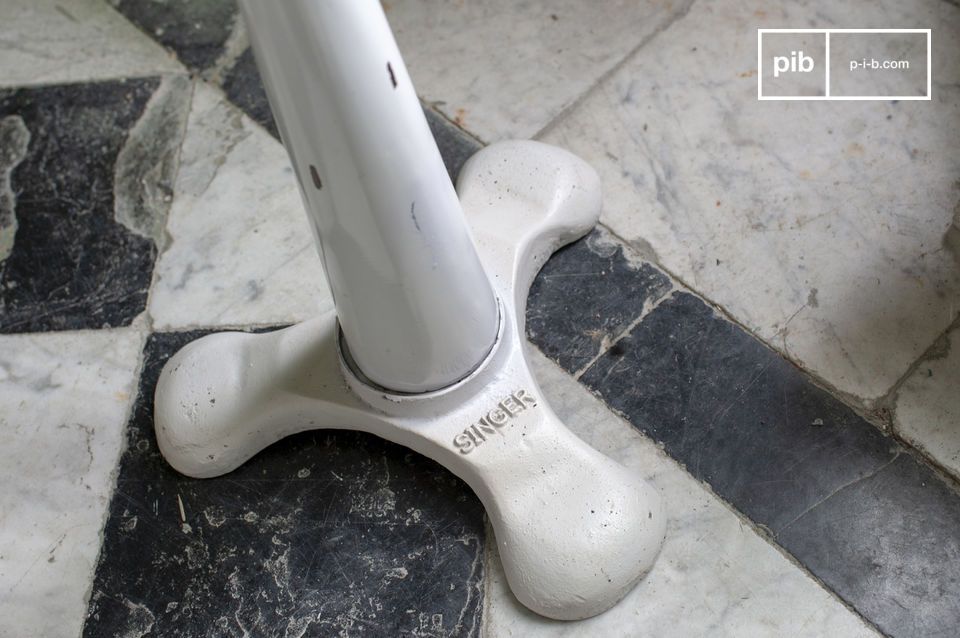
xmin=154 ymin=0 xmax=666 ymax=620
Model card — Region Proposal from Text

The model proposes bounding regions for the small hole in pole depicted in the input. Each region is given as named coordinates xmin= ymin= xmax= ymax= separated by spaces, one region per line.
xmin=309 ymin=165 xmax=322 ymax=190
xmin=387 ymin=61 xmax=397 ymax=88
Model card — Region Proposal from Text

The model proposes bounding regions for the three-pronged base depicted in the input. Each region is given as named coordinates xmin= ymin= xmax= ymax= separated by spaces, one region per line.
xmin=154 ymin=141 xmax=666 ymax=620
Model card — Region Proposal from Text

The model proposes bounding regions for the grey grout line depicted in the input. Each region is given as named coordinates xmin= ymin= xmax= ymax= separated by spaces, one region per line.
xmin=202 ymin=12 xmax=249 ymax=86
xmin=873 ymin=317 xmax=960 ymax=489
xmin=879 ymin=313 xmax=960 ymax=417
xmin=423 ymin=101 xmax=489 ymax=147
xmin=572 ymin=288 xmax=677 ymax=380
xmin=885 ymin=417 xmax=960 ymax=501
xmin=531 ymin=0 xmax=697 ymax=143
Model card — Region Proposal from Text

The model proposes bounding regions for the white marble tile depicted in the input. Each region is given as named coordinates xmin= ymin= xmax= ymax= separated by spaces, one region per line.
xmin=482 ymin=345 xmax=881 ymax=637
xmin=384 ymin=0 xmax=695 ymax=142
xmin=894 ymin=324 xmax=960 ymax=478
xmin=0 ymin=0 xmax=182 ymax=87
xmin=148 ymin=82 xmax=334 ymax=330
xmin=0 ymin=329 xmax=143 ymax=638
xmin=540 ymin=0 xmax=960 ymax=403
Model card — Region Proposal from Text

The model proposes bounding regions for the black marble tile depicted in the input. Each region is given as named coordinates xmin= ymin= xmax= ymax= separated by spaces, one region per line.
xmin=579 ymin=290 xmax=960 ymax=637
xmin=0 ymin=79 xmax=176 ymax=332
xmin=85 ymin=330 xmax=485 ymax=638
xmin=221 ymin=47 xmax=279 ymax=139
xmin=526 ymin=231 xmax=673 ymax=373
xmin=110 ymin=0 xmax=238 ymax=72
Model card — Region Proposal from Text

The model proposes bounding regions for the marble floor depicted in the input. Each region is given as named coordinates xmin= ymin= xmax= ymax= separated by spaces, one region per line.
xmin=1 ymin=0 xmax=958 ymax=636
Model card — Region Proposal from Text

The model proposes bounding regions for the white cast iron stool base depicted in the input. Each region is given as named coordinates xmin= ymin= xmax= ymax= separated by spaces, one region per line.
xmin=154 ymin=140 xmax=666 ymax=620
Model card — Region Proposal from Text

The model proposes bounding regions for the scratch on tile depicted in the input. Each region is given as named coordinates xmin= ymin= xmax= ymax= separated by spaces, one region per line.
xmin=775 ymin=452 xmax=902 ymax=536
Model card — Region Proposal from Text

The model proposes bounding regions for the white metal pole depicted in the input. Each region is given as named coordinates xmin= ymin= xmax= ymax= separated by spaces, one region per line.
xmin=238 ymin=0 xmax=500 ymax=393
